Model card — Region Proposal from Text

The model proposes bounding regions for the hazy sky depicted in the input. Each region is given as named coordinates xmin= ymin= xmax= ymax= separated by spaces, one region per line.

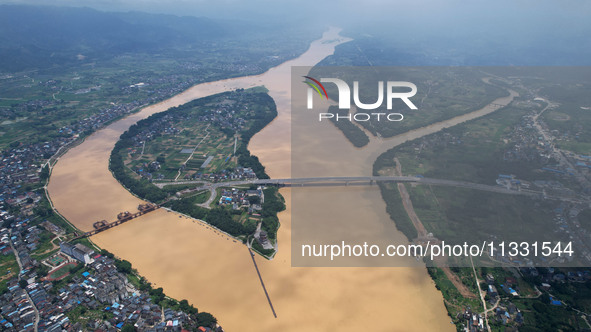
xmin=2 ymin=0 xmax=590 ymax=23
xmin=1 ymin=0 xmax=590 ymax=61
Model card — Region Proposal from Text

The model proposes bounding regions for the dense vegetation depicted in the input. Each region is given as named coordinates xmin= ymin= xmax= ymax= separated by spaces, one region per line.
xmin=234 ymin=93 xmax=278 ymax=179
xmin=377 ymin=184 xmax=417 ymax=240
xmin=164 ymin=186 xmax=285 ymax=242
xmin=327 ymin=106 xmax=370 ymax=147
xmin=259 ymin=187 xmax=286 ymax=240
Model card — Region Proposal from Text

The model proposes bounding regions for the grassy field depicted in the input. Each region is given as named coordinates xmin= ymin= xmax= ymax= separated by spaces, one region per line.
xmin=408 ymin=185 xmax=557 ymax=244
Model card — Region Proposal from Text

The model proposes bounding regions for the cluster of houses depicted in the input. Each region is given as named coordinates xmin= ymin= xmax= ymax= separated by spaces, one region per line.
xmin=520 ymin=266 xmax=591 ymax=285
xmin=0 ymin=209 xmax=218 ymax=331
xmin=473 ymin=267 xmax=591 ymax=331
xmin=202 ymin=167 xmax=257 ymax=183
xmin=4 ymin=222 xmax=43 ymax=271
xmin=196 ymin=98 xmax=248 ymax=134
xmin=0 ymin=281 xmax=37 ymax=330
xmin=488 ymin=201 xmax=591 ymax=267
xmin=0 ymin=238 xmax=221 ymax=331
xmin=481 ymin=274 xmax=524 ymax=327
xmin=502 ymin=114 xmax=552 ymax=164
xmin=120 ymin=74 xmax=200 ymax=98
xmin=218 ymin=186 xmax=264 ymax=212
xmin=0 ymin=223 xmax=46 ymax=331
xmin=460 ymin=307 xmax=485 ymax=332
xmin=0 ymin=138 xmax=61 ymax=212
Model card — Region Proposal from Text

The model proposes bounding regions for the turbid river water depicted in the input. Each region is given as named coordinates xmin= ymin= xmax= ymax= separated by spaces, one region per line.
xmin=48 ymin=27 xmax=515 ymax=331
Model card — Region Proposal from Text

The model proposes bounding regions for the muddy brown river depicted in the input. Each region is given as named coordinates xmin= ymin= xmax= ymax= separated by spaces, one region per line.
xmin=47 ymin=27 xmax=516 ymax=331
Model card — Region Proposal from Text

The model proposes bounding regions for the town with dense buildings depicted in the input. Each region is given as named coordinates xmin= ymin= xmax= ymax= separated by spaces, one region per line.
xmin=0 ymin=76 xmax=226 ymax=331
xmin=0 ymin=181 xmax=222 ymax=331
xmin=1 ymin=223 xmax=220 ymax=331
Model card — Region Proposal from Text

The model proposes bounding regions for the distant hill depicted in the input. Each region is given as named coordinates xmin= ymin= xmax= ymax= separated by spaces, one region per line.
xmin=0 ymin=5 xmax=228 ymax=71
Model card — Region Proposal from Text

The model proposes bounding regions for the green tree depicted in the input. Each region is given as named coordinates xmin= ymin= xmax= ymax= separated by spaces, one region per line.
xmin=115 ymin=260 xmax=132 ymax=274
xmin=19 ymin=279 xmax=28 ymax=289
xmin=196 ymin=312 xmax=217 ymax=327
xmin=40 ymin=165 xmax=50 ymax=182
xmin=247 ymin=196 xmax=260 ymax=205
xmin=121 ymin=324 xmax=136 ymax=332
xmin=100 ymin=249 xmax=114 ymax=259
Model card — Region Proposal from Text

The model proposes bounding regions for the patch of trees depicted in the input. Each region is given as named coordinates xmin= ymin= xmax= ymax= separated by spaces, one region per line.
xmin=179 ymin=299 xmax=198 ymax=315
xmin=372 ymin=144 xmax=402 ymax=176
xmin=40 ymin=165 xmax=50 ymax=182
xmin=377 ymin=184 xmax=418 ymax=240
xmin=327 ymin=106 xmax=370 ymax=147
xmin=110 ymin=138 xmax=168 ymax=202
xmin=259 ymin=187 xmax=285 ymax=240
xmin=166 ymin=198 xmax=255 ymax=237
xmin=196 ymin=312 xmax=217 ymax=327
xmin=206 ymin=208 xmax=250 ymax=237
xmin=100 ymin=249 xmax=114 ymax=259
xmin=121 ymin=325 xmax=136 ymax=332
xmin=235 ymin=93 xmax=277 ymax=179
xmin=114 ymin=259 xmax=132 ymax=274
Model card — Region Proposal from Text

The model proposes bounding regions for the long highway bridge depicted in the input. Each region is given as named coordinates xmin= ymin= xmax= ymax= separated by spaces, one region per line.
xmin=156 ymin=175 xmax=554 ymax=207
xmin=72 ymin=175 xmax=583 ymax=240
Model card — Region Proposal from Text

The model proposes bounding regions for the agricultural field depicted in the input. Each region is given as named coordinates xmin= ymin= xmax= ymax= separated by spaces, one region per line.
xmin=120 ymin=88 xmax=273 ymax=183
xmin=126 ymin=121 xmax=236 ymax=180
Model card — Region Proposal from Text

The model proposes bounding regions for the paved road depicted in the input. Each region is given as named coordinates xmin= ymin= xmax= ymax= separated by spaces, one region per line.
xmin=159 ymin=175 xmax=533 ymax=194
xmin=154 ymin=175 xmax=571 ymax=208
